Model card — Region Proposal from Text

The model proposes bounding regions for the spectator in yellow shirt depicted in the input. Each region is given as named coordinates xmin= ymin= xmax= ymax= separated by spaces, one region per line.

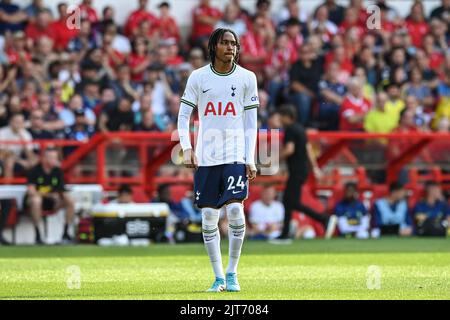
xmin=385 ymin=83 xmax=405 ymax=124
xmin=364 ymin=91 xmax=398 ymax=133
xmin=432 ymin=96 xmax=450 ymax=130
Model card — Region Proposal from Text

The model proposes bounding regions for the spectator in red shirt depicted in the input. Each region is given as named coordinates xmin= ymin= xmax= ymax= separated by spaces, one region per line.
xmin=264 ymin=32 xmax=293 ymax=107
xmin=325 ymin=45 xmax=354 ymax=84
xmin=101 ymin=33 xmax=126 ymax=70
xmin=191 ymin=0 xmax=222 ymax=48
xmin=6 ymin=31 xmax=31 ymax=65
xmin=395 ymin=107 xmax=422 ymax=133
xmin=225 ymin=0 xmax=250 ymax=31
xmin=253 ymin=0 xmax=276 ymax=45
xmin=405 ymin=1 xmax=429 ymax=48
xmin=164 ymin=38 xmax=184 ymax=66
xmin=125 ymin=0 xmax=159 ymax=38
xmin=79 ymin=0 xmax=99 ymax=24
xmin=51 ymin=2 xmax=79 ymax=51
xmin=376 ymin=1 xmax=402 ymax=37
xmin=422 ymin=34 xmax=445 ymax=71
xmin=338 ymin=7 xmax=365 ymax=38
xmin=339 ymin=77 xmax=371 ymax=131
xmin=349 ymin=0 xmax=368 ymax=26
xmin=25 ymin=9 xmax=56 ymax=46
xmin=240 ymin=15 xmax=270 ymax=80
xmin=284 ymin=17 xmax=303 ymax=64
xmin=128 ymin=37 xmax=152 ymax=83
xmin=156 ymin=1 xmax=180 ymax=42
xmin=132 ymin=19 xmax=157 ymax=41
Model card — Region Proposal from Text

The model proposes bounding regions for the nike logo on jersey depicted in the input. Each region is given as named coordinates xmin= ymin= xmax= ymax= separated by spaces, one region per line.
xmin=232 ymin=190 xmax=243 ymax=194
xmin=202 ymin=88 xmax=212 ymax=93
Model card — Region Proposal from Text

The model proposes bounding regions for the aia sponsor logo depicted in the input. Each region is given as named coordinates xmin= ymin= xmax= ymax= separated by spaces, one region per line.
xmin=204 ymin=101 xmax=236 ymax=116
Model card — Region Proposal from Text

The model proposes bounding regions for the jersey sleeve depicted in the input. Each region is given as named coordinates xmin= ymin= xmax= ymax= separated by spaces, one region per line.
xmin=243 ymin=72 xmax=259 ymax=111
xmin=180 ymin=72 xmax=198 ymax=109
xmin=177 ymin=103 xmax=194 ymax=151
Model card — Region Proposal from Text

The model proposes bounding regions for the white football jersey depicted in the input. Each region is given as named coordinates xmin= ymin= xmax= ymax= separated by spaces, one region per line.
xmin=181 ymin=63 xmax=259 ymax=166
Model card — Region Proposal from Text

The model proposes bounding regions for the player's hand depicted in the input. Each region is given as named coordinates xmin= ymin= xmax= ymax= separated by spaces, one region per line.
xmin=313 ymin=166 xmax=323 ymax=179
xmin=246 ymin=164 xmax=257 ymax=181
xmin=182 ymin=149 xmax=198 ymax=169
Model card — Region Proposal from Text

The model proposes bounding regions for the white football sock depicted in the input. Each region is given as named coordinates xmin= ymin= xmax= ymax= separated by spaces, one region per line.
xmin=226 ymin=202 xmax=246 ymax=274
xmin=202 ymin=207 xmax=224 ymax=279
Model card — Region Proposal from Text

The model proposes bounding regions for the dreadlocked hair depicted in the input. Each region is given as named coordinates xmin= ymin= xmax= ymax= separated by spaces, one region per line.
xmin=207 ymin=28 xmax=241 ymax=66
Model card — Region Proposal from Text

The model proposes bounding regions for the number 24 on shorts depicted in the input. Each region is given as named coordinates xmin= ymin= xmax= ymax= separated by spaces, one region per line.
xmin=227 ymin=175 xmax=245 ymax=194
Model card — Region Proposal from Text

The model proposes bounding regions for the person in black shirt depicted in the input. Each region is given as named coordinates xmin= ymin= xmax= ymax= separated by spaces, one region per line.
xmin=98 ymin=95 xmax=136 ymax=132
xmin=289 ymin=43 xmax=322 ymax=126
xmin=429 ymin=0 xmax=450 ymax=21
xmin=25 ymin=147 xmax=75 ymax=244
xmin=29 ymin=109 xmax=55 ymax=140
xmin=317 ymin=0 xmax=345 ymax=26
xmin=275 ymin=105 xmax=337 ymax=241
xmin=135 ymin=109 xmax=161 ymax=132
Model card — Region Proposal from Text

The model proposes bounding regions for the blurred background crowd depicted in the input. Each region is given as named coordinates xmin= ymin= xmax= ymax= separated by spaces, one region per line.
xmin=0 ymin=1 xmax=448 ymax=163
xmin=0 ymin=0 xmax=449 ymax=244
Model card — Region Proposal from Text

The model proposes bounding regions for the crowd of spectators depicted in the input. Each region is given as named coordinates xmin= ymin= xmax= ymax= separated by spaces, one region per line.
xmin=334 ymin=180 xmax=449 ymax=238
xmin=0 ymin=0 xmax=447 ymax=138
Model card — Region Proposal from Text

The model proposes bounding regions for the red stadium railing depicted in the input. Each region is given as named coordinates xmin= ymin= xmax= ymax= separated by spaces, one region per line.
xmin=1 ymin=132 xmax=449 ymax=196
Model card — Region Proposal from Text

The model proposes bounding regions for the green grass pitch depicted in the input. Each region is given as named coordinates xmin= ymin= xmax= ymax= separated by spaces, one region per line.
xmin=1 ymin=238 xmax=449 ymax=300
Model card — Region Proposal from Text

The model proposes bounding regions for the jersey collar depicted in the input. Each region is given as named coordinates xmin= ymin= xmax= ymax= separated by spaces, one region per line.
xmin=210 ymin=63 xmax=236 ymax=76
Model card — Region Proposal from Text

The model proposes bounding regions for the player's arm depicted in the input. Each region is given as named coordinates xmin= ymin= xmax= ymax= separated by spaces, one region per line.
xmin=178 ymin=72 xmax=198 ymax=169
xmin=178 ymin=104 xmax=197 ymax=168
xmin=244 ymin=73 xmax=259 ymax=180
